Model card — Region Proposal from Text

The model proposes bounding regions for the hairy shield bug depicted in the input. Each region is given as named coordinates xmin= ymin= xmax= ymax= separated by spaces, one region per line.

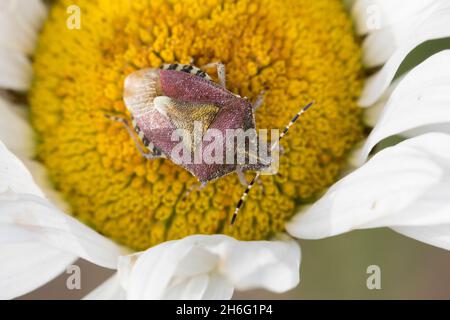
xmin=107 ymin=62 xmax=313 ymax=224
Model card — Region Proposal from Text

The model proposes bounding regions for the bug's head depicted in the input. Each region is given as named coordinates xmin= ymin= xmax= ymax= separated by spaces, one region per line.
xmin=123 ymin=68 xmax=161 ymax=117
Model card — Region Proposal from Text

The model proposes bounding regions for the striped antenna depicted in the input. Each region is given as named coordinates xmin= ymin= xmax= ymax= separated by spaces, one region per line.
xmin=230 ymin=101 xmax=314 ymax=225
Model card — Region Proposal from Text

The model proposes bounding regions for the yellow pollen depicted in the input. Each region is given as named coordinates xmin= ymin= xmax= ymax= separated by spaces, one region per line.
xmin=29 ymin=0 xmax=364 ymax=251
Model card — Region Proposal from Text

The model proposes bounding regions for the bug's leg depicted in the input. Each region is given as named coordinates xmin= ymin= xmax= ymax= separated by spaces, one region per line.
xmin=231 ymin=101 xmax=315 ymax=225
xmin=202 ymin=62 xmax=226 ymax=88
xmin=236 ymin=165 xmax=249 ymax=186
xmin=104 ymin=115 xmax=161 ymax=160
xmin=231 ymin=172 xmax=261 ymax=225
xmin=252 ymin=90 xmax=265 ymax=112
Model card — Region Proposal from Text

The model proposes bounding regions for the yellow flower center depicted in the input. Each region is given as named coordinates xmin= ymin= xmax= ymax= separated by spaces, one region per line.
xmin=29 ymin=0 xmax=364 ymax=251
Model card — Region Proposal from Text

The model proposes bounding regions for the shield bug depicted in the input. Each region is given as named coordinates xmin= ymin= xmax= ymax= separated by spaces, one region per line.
xmin=106 ymin=62 xmax=313 ymax=224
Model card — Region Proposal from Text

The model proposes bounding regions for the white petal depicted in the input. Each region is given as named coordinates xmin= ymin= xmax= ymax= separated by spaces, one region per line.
xmin=120 ymin=241 xmax=197 ymax=299
xmin=19 ymin=158 xmax=72 ymax=213
xmin=161 ymin=273 xmax=234 ymax=300
xmin=402 ymin=123 xmax=450 ymax=139
xmin=0 ymin=138 xmax=43 ymax=197
xmin=163 ymin=275 xmax=212 ymax=300
xmin=122 ymin=238 xmax=223 ymax=299
xmin=359 ymin=51 xmax=450 ymax=164
xmin=0 ymin=49 xmax=32 ymax=91
xmin=120 ymin=235 xmax=300 ymax=300
xmin=393 ymin=224 xmax=450 ymax=250
xmin=0 ymin=112 xmax=119 ymax=297
xmin=0 ymin=0 xmax=47 ymax=54
xmin=358 ymin=2 xmax=450 ymax=106
xmin=83 ymin=274 xmax=126 ymax=300
xmin=352 ymin=0 xmax=436 ymax=36
xmin=14 ymin=0 xmax=47 ymax=31
xmin=221 ymin=235 xmax=300 ymax=293
xmin=0 ymin=194 xmax=75 ymax=297
xmin=287 ymin=133 xmax=450 ymax=250
xmin=0 ymin=141 xmax=124 ymax=268
xmin=200 ymin=274 xmax=234 ymax=300
xmin=0 ymin=192 xmax=123 ymax=269
xmin=360 ymin=26 xmax=406 ymax=68
xmin=352 ymin=0 xmax=445 ymax=67
xmin=362 ymin=77 xmax=401 ymax=127
xmin=0 ymin=242 xmax=76 ymax=299
xmin=0 ymin=0 xmax=47 ymax=90
xmin=0 ymin=100 xmax=72 ymax=210
xmin=0 ymin=98 xmax=34 ymax=159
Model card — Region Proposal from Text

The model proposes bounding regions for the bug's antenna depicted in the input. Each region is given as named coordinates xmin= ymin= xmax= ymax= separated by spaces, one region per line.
xmin=230 ymin=101 xmax=315 ymax=225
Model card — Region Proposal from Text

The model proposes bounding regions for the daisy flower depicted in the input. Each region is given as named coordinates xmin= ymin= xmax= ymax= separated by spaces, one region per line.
xmin=1 ymin=0 xmax=450 ymax=300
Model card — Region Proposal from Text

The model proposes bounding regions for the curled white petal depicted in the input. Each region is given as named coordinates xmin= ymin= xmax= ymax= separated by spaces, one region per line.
xmin=359 ymin=50 xmax=450 ymax=164
xmin=119 ymin=235 xmax=300 ymax=300
xmin=358 ymin=1 xmax=450 ymax=106
xmin=0 ymin=140 xmax=124 ymax=271
xmin=0 ymin=193 xmax=123 ymax=269
xmin=0 ymin=137 xmax=122 ymax=299
xmin=287 ymin=133 xmax=450 ymax=250
xmin=0 ymin=137 xmax=43 ymax=197
xmin=0 ymin=98 xmax=72 ymax=210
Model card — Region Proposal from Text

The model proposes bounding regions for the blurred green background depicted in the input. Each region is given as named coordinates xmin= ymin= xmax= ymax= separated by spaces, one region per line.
xmin=19 ymin=25 xmax=450 ymax=301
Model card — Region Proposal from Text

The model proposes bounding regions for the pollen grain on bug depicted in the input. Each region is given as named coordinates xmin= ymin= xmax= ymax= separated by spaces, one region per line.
xmin=29 ymin=0 xmax=365 ymax=251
